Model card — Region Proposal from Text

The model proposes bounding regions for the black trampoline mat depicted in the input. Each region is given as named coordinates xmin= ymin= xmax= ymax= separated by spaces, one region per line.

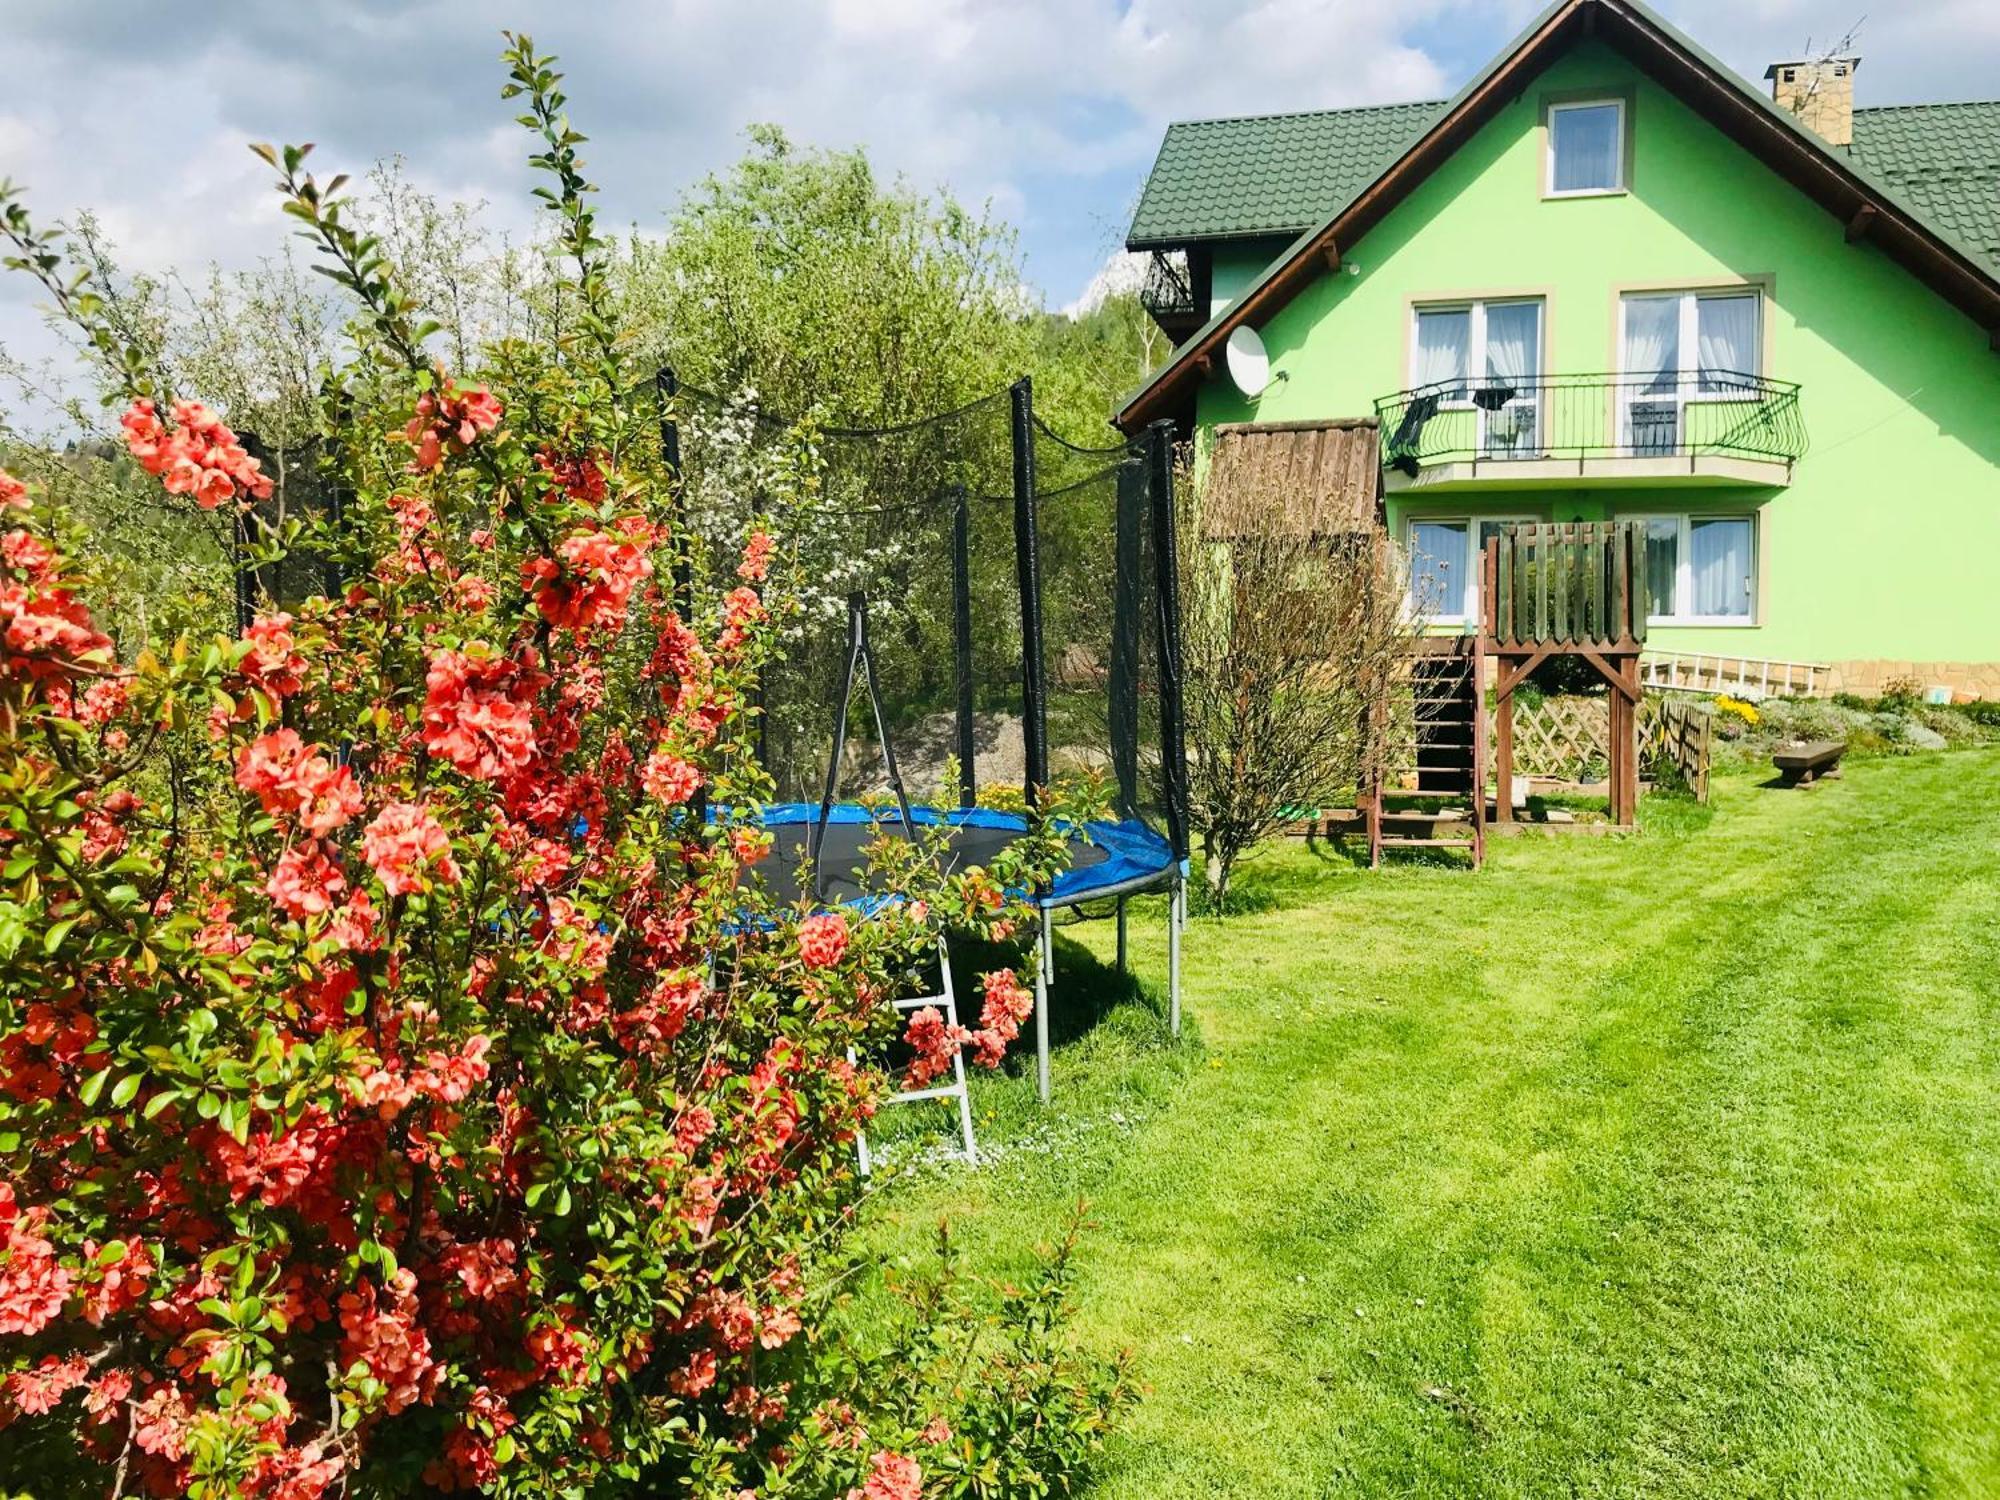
xmin=753 ymin=813 xmax=1109 ymax=909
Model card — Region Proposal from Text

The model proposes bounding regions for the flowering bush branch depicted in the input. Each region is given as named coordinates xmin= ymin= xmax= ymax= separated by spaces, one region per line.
xmin=0 ymin=39 xmax=1121 ymax=1500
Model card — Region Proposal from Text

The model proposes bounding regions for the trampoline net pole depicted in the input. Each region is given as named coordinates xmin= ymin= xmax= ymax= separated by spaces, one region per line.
xmin=951 ymin=485 xmax=976 ymax=809
xmin=1148 ymin=420 xmax=1192 ymax=865
xmin=654 ymin=366 xmax=694 ymax=617
xmin=1010 ymin=376 xmax=1050 ymax=801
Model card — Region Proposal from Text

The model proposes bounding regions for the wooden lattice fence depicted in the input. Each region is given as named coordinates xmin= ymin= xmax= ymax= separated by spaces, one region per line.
xmin=1505 ymin=695 xmax=1609 ymax=779
xmin=1643 ymin=698 xmax=1713 ymax=802
xmin=1494 ymin=692 xmax=1713 ymax=800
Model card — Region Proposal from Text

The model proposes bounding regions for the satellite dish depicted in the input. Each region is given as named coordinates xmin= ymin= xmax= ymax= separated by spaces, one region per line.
xmin=1225 ymin=325 xmax=1271 ymax=399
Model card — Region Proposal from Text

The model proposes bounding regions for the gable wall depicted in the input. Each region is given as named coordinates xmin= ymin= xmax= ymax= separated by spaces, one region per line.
xmin=1194 ymin=40 xmax=2000 ymax=683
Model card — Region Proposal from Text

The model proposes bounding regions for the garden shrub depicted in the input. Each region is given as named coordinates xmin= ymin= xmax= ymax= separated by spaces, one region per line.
xmin=0 ymin=39 xmax=1128 ymax=1500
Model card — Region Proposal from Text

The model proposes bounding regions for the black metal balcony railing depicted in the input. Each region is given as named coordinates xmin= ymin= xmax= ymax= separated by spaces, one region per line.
xmin=1138 ymin=251 xmax=1197 ymax=323
xmin=1374 ymin=371 xmax=1806 ymax=478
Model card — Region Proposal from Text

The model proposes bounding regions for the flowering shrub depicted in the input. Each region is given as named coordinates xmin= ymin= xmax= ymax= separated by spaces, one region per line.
xmin=0 ymin=36 xmax=1124 ymax=1499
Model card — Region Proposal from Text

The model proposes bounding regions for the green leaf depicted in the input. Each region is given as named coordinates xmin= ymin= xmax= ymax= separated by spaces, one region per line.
xmin=109 ymin=1073 xmax=142 ymax=1108
xmin=79 ymin=1067 xmax=111 ymax=1107
xmin=43 ymin=916 xmax=79 ymax=954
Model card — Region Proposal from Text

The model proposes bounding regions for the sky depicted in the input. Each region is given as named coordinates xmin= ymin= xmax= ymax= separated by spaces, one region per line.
xmin=2 ymin=0 xmax=1996 ymax=412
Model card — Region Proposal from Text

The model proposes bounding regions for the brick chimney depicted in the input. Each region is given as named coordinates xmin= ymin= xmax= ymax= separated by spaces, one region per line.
xmin=1766 ymin=56 xmax=1861 ymax=147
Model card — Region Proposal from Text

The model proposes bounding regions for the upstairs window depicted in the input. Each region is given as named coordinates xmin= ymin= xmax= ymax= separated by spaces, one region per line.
xmin=1548 ymin=99 xmax=1626 ymax=195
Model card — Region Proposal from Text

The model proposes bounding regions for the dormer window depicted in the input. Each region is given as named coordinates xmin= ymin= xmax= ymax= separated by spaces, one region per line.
xmin=1547 ymin=99 xmax=1626 ymax=195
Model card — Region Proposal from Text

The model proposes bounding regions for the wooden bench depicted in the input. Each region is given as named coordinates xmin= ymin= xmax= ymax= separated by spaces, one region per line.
xmin=1773 ymin=739 xmax=1847 ymax=787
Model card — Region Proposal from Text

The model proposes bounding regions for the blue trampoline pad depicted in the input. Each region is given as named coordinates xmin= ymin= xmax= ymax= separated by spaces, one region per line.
xmin=723 ymin=803 xmax=1175 ymax=912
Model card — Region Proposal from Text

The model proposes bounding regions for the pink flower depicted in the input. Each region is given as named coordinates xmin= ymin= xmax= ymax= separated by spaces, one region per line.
xmin=132 ymin=1381 xmax=193 ymax=1460
xmin=361 ymin=802 xmax=460 ymax=896
xmin=904 ymin=1006 xmax=971 ymax=1089
xmin=421 ymin=648 xmax=538 ymax=781
xmin=6 ymin=1360 xmax=88 ymax=1416
xmin=642 ymin=749 xmax=702 ymax=806
xmin=0 ymin=1191 xmax=72 ymax=1336
xmin=738 ymin=530 xmax=774 ymax=582
xmin=403 ymin=374 xmax=503 ymax=470
xmin=242 ymin=612 xmax=307 ymax=697
xmin=862 ymin=1451 xmax=923 ymax=1500
xmin=267 ymin=842 xmax=347 ymax=922
xmin=339 ymin=1270 xmax=438 ymax=1415
xmin=120 ymin=397 xmax=270 ymax=505
xmin=796 ymin=912 xmax=849 ymax=969
xmin=0 ymin=469 xmax=27 ymax=511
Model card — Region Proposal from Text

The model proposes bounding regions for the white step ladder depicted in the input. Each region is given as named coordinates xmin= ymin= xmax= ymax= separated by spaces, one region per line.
xmin=855 ymin=939 xmax=977 ymax=1175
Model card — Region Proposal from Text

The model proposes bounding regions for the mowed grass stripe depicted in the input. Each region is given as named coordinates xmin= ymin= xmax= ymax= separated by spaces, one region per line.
xmin=858 ymin=751 xmax=2000 ymax=1498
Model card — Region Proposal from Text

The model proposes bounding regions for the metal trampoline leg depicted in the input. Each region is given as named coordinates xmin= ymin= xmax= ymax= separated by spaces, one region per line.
xmin=1168 ymin=879 xmax=1183 ymax=1037
xmin=1116 ymin=898 xmax=1128 ymax=974
xmin=1035 ymin=907 xmax=1052 ymax=1103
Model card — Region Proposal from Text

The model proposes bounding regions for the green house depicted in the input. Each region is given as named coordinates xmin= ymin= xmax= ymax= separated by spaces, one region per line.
xmin=1114 ymin=0 xmax=2000 ymax=699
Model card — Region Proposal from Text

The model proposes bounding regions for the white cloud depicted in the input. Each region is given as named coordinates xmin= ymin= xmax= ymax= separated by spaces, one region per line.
xmin=2 ymin=0 xmax=1993 ymax=425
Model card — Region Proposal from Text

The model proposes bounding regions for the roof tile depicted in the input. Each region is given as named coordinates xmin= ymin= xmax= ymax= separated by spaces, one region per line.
xmin=1127 ymin=97 xmax=2000 ymax=277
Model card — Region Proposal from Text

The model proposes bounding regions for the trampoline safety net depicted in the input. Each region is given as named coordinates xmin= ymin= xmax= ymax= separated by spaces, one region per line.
xmin=664 ymin=375 xmax=1189 ymax=872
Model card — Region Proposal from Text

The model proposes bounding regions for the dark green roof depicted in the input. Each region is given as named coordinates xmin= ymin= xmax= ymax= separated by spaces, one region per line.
xmin=1125 ymin=101 xmax=1444 ymax=248
xmin=1127 ymin=96 xmax=2000 ymax=276
xmin=1850 ymin=103 xmax=2000 ymax=274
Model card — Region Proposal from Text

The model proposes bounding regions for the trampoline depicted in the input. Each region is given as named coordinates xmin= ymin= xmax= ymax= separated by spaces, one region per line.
xmin=748 ymin=803 xmax=1177 ymax=912
xmin=663 ymin=374 xmax=1188 ymax=1123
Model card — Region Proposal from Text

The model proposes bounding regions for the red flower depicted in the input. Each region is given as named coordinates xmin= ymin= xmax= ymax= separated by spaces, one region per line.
xmin=796 ymin=913 xmax=849 ymax=969
xmin=737 ymin=530 xmax=774 ymax=582
xmin=0 ymin=1191 xmax=73 ymax=1336
xmin=862 ymin=1450 xmax=923 ymax=1500
xmin=903 ymin=1006 xmax=971 ymax=1089
xmin=0 ymin=468 xmax=27 ymax=510
xmin=422 ymin=648 xmax=537 ymax=781
xmin=361 ymin=802 xmax=460 ymax=896
xmin=523 ymin=521 xmax=655 ymax=635
xmin=403 ymin=375 xmax=503 ymax=471
xmin=641 ymin=749 xmax=702 ymax=806
xmin=267 ymin=842 xmax=347 ymax=922
xmin=242 ymin=612 xmax=307 ymax=698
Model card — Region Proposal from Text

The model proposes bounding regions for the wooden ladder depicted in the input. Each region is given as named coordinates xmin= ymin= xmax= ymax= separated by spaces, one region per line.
xmin=1366 ymin=635 xmax=1487 ymax=869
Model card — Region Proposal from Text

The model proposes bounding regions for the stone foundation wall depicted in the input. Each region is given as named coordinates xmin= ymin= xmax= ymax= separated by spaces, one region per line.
xmin=1827 ymin=660 xmax=2000 ymax=701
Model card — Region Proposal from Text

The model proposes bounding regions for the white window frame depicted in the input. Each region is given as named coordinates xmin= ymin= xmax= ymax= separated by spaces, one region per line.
xmin=1616 ymin=289 xmax=1764 ymax=453
xmin=1405 ymin=513 xmax=1540 ymax=625
xmin=1631 ymin=512 xmax=1757 ymax=626
xmin=1546 ymin=98 xmax=1627 ymax=197
xmin=1409 ymin=298 xmax=1544 ymax=456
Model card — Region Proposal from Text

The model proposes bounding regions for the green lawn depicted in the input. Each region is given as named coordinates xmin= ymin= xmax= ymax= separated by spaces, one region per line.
xmin=858 ymin=751 xmax=2000 ymax=1497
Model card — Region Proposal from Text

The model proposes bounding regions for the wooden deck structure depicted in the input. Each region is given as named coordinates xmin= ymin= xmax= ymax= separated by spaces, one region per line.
xmin=1480 ymin=521 xmax=1647 ymax=827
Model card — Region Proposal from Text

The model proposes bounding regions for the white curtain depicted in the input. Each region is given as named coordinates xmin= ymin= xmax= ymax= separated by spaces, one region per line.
xmin=1409 ymin=521 xmax=1466 ymax=618
xmin=1624 ymin=297 xmax=1679 ymax=387
xmin=1415 ymin=309 xmax=1470 ymax=396
xmin=1696 ymin=295 xmax=1759 ymax=392
xmin=1553 ymin=104 xmax=1620 ymax=192
xmin=1689 ymin=518 xmax=1752 ymax=618
xmin=1484 ymin=303 xmax=1539 ymax=383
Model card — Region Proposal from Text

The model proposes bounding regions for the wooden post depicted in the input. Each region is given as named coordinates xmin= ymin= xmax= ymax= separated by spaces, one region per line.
xmin=1494 ymin=656 xmax=1515 ymax=824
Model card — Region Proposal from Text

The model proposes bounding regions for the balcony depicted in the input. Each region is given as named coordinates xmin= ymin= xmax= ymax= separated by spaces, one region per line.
xmin=1373 ymin=371 xmax=1806 ymax=492
xmin=1138 ymin=251 xmax=1203 ymax=342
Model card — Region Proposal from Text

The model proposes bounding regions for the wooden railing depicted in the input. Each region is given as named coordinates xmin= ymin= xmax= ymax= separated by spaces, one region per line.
xmin=1639 ymin=650 xmax=1832 ymax=700
xmin=1482 ymin=520 xmax=1647 ymax=650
